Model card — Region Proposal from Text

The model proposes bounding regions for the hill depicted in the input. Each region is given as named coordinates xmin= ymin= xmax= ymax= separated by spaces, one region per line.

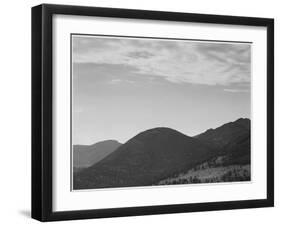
xmin=74 ymin=128 xmax=214 ymax=189
xmin=157 ymin=118 xmax=251 ymax=185
xmin=195 ymin=118 xmax=250 ymax=148
xmin=73 ymin=118 xmax=251 ymax=189
xmin=195 ymin=118 xmax=250 ymax=165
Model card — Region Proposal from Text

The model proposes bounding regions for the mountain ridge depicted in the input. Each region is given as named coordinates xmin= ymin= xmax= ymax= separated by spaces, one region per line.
xmin=195 ymin=118 xmax=250 ymax=148
xmin=74 ymin=127 xmax=217 ymax=189
xmin=73 ymin=118 xmax=251 ymax=189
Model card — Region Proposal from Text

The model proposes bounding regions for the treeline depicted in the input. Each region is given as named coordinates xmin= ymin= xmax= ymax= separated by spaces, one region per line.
xmin=158 ymin=165 xmax=250 ymax=185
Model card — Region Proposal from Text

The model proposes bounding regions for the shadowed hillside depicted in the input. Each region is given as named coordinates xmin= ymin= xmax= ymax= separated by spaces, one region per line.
xmin=74 ymin=128 xmax=214 ymax=189
xmin=195 ymin=118 xmax=250 ymax=165
xmin=73 ymin=118 xmax=251 ymax=190
xmin=195 ymin=118 xmax=250 ymax=148
xmin=156 ymin=118 xmax=251 ymax=185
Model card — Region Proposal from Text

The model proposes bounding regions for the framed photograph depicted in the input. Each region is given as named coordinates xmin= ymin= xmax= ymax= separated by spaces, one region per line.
xmin=32 ymin=4 xmax=274 ymax=221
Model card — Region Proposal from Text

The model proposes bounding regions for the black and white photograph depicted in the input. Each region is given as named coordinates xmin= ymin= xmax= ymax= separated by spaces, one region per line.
xmin=30 ymin=3 xmax=274 ymax=222
xmin=72 ymin=35 xmax=251 ymax=190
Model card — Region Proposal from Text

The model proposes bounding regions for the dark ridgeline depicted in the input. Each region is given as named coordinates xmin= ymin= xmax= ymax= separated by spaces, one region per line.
xmin=73 ymin=118 xmax=251 ymax=190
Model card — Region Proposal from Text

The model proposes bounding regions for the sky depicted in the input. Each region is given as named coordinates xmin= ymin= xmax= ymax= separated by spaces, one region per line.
xmin=72 ymin=35 xmax=251 ymax=145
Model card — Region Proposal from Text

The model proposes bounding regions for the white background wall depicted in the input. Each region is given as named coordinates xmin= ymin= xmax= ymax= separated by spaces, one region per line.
xmin=0 ymin=0 xmax=278 ymax=225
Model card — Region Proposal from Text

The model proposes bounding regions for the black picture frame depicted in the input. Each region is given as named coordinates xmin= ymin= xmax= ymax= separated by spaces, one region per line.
xmin=32 ymin=4 xmax=274 ymax=222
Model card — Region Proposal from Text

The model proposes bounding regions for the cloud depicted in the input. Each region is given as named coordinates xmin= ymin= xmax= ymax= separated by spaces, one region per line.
xmin=72 ymin=36 xmax=251 ymax=86
xmin=223 ymin=88 xmax=250 ymax=93
xmin=109 ymin=79 xmax=122 ymax=84
xmin=126 ymin=51 xmax=155 ymax=59
xmin=109 ymin=78 xmax=135 ymax=85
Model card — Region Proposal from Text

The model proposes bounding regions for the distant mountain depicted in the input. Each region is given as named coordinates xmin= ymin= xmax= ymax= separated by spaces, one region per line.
xmin=73 ymin=140 xmax=122 ymax=168
xmin=74 ymin=128 xmax=215 ymax=189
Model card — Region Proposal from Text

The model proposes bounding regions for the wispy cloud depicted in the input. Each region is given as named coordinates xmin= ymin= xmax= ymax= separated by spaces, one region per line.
xmin=109 ymin=79 xmax=122 ymax=84
xmin=109 ymin=78 xmax=135 ymax=85
xmin=73 ymin=36 xmax=251 ymax=86
xmin=223 ymin=88 xmax=250 ymax=93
